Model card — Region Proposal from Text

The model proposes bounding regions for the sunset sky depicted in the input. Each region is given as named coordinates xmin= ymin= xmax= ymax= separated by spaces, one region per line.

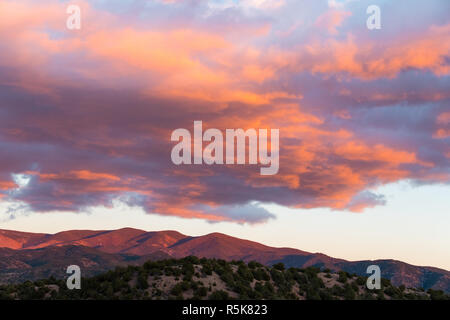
xmin=0 ymin=0 xmax=449 ymax=269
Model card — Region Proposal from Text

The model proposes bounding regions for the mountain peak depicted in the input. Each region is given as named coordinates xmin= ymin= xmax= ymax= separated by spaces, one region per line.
xmin=0 ymin=227 xmax=448 ymax=291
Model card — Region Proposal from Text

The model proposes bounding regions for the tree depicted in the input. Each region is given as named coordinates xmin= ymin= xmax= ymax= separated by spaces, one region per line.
xmin=137 ymin=273 xmax=149 ymax=290
xmin=273 ymin=263 xmax=285 ymax=271
xmin=343 ymin=284 xmax=356 ymax=300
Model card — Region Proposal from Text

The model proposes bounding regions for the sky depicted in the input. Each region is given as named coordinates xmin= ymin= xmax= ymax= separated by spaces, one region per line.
xmin=0 ymin=0 xmax=449 ymax=269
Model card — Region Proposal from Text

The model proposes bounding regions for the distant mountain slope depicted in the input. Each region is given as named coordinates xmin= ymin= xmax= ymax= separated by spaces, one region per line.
xmin=0 ymin=228 xmax=448 ymax=292
xmin=0 ymin=230 xmax=47 ymax=249
xmin=335 ymin=260 xmax=450 ymax=293
xmin=0 ymin=228 xmax=186 ymax=254
xmin=167 ymin=232 xmax=311 ymax=262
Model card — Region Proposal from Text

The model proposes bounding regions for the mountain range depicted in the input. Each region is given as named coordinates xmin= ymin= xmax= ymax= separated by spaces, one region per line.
xmin=0 ymin=228 xmax=448 ymax=292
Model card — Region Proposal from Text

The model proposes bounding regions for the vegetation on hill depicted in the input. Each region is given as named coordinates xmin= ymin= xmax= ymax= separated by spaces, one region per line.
xmin=0 ymin=257 xmax=448 ymax=300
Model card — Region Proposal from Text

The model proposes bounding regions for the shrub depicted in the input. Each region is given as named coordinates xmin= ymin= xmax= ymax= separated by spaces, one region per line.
xmin=270 ymin=269 xmax=285 ymax=286
xmin=202 ymin=264 xmax=213 ymax=276
xmin=273 ymin=263 xmax=285 ymax=271
xmin=237 ymin=265 xmax=254 ymax=282
xmin=306 ymin=288 xmax=321 ymax=300
xmin=137 ymin=273 xmax=149 ymax=290
xmin=195 ymin=286 xmax=208 ymax=297
xmin=209 ymin=290 xmax=229 ymax=300
xmin=427 ymin=289 xmax=448 ymax=300
xmin=338 ymin=271 xmax=348 ymax=283
xmin=248 ymin=261 xmax=263 ymax=269
xmin=343 ymin=284 xmax=356 ymax=300
xmin=356 ymin=276 xmax=366 ymax=286
xmin=170 ymin=283 xmax=183 ymax=296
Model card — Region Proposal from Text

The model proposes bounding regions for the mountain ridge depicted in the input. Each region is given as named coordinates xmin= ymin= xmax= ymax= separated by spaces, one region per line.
xmin=0 ymin=228 xmax=448 ymax=292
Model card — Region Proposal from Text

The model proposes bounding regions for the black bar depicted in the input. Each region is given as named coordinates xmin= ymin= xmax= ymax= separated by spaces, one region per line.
xmin=1 ymin=300 xmax=447 ymax=318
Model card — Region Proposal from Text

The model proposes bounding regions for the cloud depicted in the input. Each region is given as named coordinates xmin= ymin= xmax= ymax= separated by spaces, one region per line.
xmin=193 ymin=202 xmax=276 ymax=224
xmin=315 ymin=10 xmax=352 ymax=34
xmin=327 ymin=0 xmax=358 ymax=9
xmin=0 ymin=0 xmax=448 ymax=223
xmin=345 ymin=191 xmax=387 ymax=213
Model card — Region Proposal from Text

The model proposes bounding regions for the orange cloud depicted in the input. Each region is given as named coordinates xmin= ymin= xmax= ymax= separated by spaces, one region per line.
xmin=315 ymin=10 xmax=352 ymax=34
xmin=335 ymin=142 xmax=418 ymax=164
xmin=0 ymin=180 xmax=16 ymax=191
xmin=437 ymin=112 xmax=450 ymax=125
xmin=39 ymin=170 xmax=120 ymax=182
xmin=0 ymin=0 xmax=448 ymax=221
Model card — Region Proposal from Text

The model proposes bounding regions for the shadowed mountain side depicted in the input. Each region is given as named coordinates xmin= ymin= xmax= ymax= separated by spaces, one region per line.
xmin=268 ymin=253 xmax=346 ymax=270
xmin=334 ymin=260 xmax=450 ymax=293
xmin=0 ymin=246 xmax=171 ymax=284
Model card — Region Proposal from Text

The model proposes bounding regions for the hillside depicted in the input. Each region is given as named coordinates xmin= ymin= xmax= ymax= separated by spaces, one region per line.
xmin=0 ymin=228 xmax=449 ymax=292
xmin=0 ymin=257 xmax=448 ymax=300
xmin=0 ymin=246 xmax=170 ymax=284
